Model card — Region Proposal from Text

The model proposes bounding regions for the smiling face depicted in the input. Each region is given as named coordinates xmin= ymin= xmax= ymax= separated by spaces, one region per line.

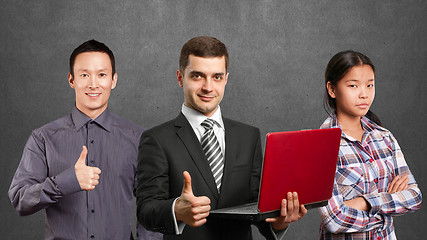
xmin=177 ymin=55 xmax=228 ymax=117
xmin=327 ymin=64 xmax=375 ymax=119
xmin=68 ymin=52 xmax=117 ymax=119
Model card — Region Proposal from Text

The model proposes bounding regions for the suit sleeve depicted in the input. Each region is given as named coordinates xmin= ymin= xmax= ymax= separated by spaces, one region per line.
xmin=137 ymin=131 xmax=176 ymax=234
xmin=8 ymin=131 xmax=81 ymax=216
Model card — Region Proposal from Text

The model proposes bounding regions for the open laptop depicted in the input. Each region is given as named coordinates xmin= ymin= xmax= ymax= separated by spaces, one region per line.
xmin=209 ymin=128 xmax=341 ymax=222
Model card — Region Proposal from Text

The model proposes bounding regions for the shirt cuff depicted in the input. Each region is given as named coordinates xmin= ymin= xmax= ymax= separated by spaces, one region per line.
xmin=52 ymin=166 xmax=82 ymax=196
xmin=172 ymin=197 xmax=186 ymax=235
xmin=363 ymin=192 xmax=382 ymax=217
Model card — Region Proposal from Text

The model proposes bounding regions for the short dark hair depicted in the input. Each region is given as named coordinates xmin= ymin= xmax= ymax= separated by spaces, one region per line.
xmin=179 ymin=36 xmax=229 ymax=73
xmin=324 ymin=50 xmax=382 ymax=126
xmin=69 ymin=39 xmax=115 ymax=76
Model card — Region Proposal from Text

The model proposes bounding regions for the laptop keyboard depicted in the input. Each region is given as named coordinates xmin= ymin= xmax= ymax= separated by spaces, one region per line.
xmin=223 ymin=203 xmax=258 ymax=213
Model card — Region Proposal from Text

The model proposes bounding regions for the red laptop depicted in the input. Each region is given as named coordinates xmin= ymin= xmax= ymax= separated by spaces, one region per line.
xmin=209 ymin=128 xmax=341 ymax=222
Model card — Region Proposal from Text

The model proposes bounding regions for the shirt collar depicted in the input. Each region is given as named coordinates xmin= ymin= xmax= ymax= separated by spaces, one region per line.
xmin=181 ymin=104 xmax=225 ymax=130
xmin=72 ymin=106 xmax=112 ymax=132
xmin=321 ymin=113 xmax=384 ymax=142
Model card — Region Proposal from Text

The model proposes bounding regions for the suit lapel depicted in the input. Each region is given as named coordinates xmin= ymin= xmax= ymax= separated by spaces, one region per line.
xmin=175 ymin=113 xmax=219 ymax=199
xmin=219 ymin=118 xmax=238 ymax=198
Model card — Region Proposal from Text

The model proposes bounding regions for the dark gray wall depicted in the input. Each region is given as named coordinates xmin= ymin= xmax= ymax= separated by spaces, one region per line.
xmin=1 ymin=0 xmax=426 ymax=239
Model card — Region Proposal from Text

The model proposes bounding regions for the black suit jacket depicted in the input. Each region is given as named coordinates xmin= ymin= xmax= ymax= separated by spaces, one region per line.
xmin=137 ymin=113 xmax=274 ymax=240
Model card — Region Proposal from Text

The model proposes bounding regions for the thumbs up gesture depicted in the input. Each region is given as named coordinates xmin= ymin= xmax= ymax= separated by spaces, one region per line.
xmin=75 ymin=146 xmax=101 ymax=191
xmin=174 ymin=171 xmax=211 ymax=227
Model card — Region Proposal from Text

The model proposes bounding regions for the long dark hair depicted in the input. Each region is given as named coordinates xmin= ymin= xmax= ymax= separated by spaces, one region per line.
xmin=324 ymin=50 xmax=383 ymax=126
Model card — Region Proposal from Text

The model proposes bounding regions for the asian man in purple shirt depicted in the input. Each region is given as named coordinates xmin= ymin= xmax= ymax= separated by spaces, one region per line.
xmin=8 ymin=39 xmax=161 ymax=240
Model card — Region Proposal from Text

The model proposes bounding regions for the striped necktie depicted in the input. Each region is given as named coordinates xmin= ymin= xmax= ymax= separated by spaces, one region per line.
xmin=201 ymin=118 xmax=224 ymax=192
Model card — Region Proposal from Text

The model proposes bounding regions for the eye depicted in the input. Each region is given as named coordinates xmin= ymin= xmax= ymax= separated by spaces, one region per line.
xmin=191 ymin=74 xmax=201 ymax=80
xmin=214 ymin=75 xmax=223 ymax=81
xmin=367 ymin=83 xmax=374 ymax=87
xmin=99 ymin=73 xmax=107 ymax=78
xmin=348 ymin=84 xmax=357 ymax=88
xmin=80 ymin=73 xmax=89 ymax=78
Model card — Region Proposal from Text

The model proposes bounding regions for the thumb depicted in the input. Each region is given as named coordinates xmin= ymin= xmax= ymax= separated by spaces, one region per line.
xmin=76 ymin=146 xmax=88 ymax=165
xmin=182 ymin=171 xmax=193 ymax=195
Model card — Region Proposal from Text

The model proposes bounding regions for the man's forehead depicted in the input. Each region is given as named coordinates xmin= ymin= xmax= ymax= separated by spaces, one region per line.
xmin=73 ymin=52 xmax=112 ymax=70
xmin=186 ymin=55 xmax=227 ymax=73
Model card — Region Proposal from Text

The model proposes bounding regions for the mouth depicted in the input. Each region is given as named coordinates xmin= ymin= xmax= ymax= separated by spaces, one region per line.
xmin=86 ymin=93 xmax=101 ymax=97
xmin=357 ymin=103 xmax=369 ymax=108
xmin=198 ymin=95 xmax=215 ymax=101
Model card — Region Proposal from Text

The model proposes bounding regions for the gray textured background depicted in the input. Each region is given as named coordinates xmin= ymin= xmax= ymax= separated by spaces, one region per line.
xmin=1 ymin=0 xmax=426 ymax=239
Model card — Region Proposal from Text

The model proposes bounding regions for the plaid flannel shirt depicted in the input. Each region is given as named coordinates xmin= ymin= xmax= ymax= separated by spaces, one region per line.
xmin=318 ymin=114 xmax=422 ymax=240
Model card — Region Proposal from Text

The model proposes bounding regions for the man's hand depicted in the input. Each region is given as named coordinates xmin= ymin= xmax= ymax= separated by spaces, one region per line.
xmin=174 ymin=171 xmax=211 ymax=227
xmin=388 ymin=175 xmax=409 ymax=194
xmin=266 ymin=192 xmax=307 ymax=231
xmin=75 ymin=146 xmax=101 ymax=191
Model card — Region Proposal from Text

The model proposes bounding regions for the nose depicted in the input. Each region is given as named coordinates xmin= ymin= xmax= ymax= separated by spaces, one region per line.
xmin=88 ymin=75 xmax=99 ymax=89
xmin=202 ymin=78 xmax=213 ymax=92
xmin=359 ymin=86 xmax=368 ymax=99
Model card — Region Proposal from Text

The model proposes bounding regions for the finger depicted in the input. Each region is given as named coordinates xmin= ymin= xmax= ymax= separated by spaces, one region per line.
xmin=397 ymin=176 xmax=410 ymax=191
xmin=292 ymin=192 xmax=300 ymax=207
xmin=182 ymin=171 xmax=193 ymax=195
xmin=193 ymin=205 xmax=211 ymax=214
xmin=92 ymin=167 xmax=101 ymax=175
xmin=91 ymin=179 xmax=99 ymax=186
xmin=286 ymin=192 xmax=294 ymax=213
xmin=388 ymin=175 xmax=400 ymax=193
xmin=193 ymin=211 xmax=210 ymax=221
xmin=192 ymin=218 xmax=207 ymax=227
xmin=196 ymin=196 xmax=211 ymax=206
xmin=265 ymin=217 xmax=278 ymax=223
xmin=300 ymin=204 xmax=308 ymax=216
xmin=280 ymin=199 xmax=287 ymax=217
xmin=85 ymin=184 xmax=96 ymax=191
xmin=392 ymin=175 xmax=407 ymax=192
xmin=76 ymin=146 xmax=88 ymax=165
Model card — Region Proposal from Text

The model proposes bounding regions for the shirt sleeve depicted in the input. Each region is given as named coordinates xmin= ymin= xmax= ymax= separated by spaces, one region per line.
xmin=319 ymin=133 xmax=422 ymax=234
xmin=363 ymin=133 xmax=422 ymax=217
xmin=8 ymin=130 xmax=82 ymax=216
xmin=318 ymin=180 xmax=384 ymax=234
xmin=171 ymin=198 xmax=186 ymax=234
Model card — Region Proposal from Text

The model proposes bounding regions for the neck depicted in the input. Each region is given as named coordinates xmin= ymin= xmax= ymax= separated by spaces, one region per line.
xmin=336 ymin=112 xmax=364 ymax=141
xmin=76 ymin=105 xmax=107 ymax=120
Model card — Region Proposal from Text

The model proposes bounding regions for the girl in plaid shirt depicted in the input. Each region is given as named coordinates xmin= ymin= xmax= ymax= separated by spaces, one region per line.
xmin=318 ymin=51 xmax=422 ymax=239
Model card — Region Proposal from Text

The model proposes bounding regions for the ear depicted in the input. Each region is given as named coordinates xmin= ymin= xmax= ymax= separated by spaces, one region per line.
xmin=111 ymin=73 xmax=118 ymax=90
xmin=224 ymin=72 xmax=229 ymax=86
xmin=177 ymin=70 xmax=184 ymax=88
xmin=326 ymin=81 xmax=336 ymax=98
xmin=68 ymin=73 xmax=75 ymax=88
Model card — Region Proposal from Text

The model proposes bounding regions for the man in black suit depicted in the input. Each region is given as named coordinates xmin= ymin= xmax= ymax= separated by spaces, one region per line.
xmin=136 ymin=36 xmax=306 ymax=240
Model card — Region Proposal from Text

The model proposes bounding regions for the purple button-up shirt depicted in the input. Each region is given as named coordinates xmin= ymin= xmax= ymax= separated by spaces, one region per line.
xmin=9 ymin=107 xmax=159 ymax=240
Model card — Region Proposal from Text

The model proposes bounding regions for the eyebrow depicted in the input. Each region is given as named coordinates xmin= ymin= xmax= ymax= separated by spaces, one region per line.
xmin=75 ymin=68 xmax=109 ymax=72
xmin=345 ymin=79 xmax=375 ymax=82
xmin=189 ymin=71 xmax=225 ymax=77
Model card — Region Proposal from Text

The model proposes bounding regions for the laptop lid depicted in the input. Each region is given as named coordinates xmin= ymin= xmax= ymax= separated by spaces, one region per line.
xmin=209 ymin=128 xmax=341 ymax=222
xmin=257 ymin=128 xmax=341 ymax=213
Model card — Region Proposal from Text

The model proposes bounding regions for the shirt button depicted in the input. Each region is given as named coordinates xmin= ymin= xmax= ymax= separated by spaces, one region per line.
xmin=369 ymin=159 xmax=374 ymax=163
xmin=374 ymin=179 xmax=378 ymax=183
xmin=91 ymin=235 xmax=94 ymax=238
xmin=90 ymin=140 xmax=94 ymax=143
xmin=91 ymin=209 xmax=95 ymax=213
